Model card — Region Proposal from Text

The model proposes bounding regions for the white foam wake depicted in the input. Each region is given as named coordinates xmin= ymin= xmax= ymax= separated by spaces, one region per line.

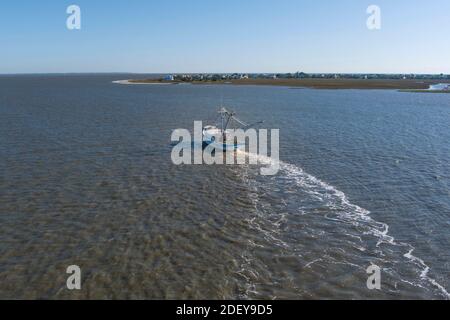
xmin=239 ymin=151 xmax=450 ymax=299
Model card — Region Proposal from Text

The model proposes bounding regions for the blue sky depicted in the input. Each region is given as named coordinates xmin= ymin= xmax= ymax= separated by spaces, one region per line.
xmin=1 ymin=0 xmax=449 ymax=74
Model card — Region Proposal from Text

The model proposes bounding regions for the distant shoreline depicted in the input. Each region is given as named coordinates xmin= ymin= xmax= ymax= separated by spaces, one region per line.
xmin=117 ymin=78 xmax=450 ymax=90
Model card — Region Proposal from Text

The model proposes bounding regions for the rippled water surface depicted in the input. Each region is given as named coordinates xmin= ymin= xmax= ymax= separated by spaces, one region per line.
xmin=0 ymin=75 xmax=449 ymax=299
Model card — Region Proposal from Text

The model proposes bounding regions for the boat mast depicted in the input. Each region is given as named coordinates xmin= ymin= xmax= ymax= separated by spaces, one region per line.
xmin=223 ymin=112 xmax=233 ymax=132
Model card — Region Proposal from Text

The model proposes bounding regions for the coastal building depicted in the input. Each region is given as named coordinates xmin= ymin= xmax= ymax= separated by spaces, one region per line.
xmin=164 ymin=75 xmax=174 ymax=81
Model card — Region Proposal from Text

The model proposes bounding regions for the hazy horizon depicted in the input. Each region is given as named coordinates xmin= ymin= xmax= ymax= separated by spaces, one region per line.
xmin=1 ymin=71 xmax=449 ymax=76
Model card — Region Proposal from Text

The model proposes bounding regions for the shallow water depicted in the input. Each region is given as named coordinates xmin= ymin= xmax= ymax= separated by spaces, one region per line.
xmin=0 ymin=74 xmax=449 ymax=299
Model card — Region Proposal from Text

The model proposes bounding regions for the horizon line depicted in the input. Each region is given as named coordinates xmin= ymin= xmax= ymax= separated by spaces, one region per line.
xmin=1 ymin=71 xmax=449 ymax=76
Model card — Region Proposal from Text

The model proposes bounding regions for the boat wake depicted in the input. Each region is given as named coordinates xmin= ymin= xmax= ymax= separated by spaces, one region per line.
xmin=236 ymin=150 xmax=450 ymax=299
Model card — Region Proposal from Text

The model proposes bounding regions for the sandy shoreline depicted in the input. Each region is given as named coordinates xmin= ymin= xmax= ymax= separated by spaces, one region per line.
xmin=112 ymin=80 xmax=173 ymax=85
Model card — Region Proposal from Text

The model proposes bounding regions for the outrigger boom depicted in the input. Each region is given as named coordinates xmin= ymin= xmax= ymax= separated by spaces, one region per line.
xmin=202 ymin=107 xmax=263 ymax=151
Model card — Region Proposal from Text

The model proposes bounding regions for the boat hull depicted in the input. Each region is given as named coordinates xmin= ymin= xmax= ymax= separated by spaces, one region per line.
xmin=202 ymin=127 xmax=244 ymax=151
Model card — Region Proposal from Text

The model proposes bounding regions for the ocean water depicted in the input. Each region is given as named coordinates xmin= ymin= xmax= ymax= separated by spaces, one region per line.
xmin=0 ymin=74 xmax=449 ymax=299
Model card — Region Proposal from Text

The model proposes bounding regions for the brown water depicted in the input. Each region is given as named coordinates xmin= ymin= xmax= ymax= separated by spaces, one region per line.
xmin=0 ymin=74 xmax=449 ymax=299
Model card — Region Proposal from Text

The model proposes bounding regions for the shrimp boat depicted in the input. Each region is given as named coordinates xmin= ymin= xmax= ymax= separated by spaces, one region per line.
xmin=202 ymin=108 xmax=262 ymax=151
